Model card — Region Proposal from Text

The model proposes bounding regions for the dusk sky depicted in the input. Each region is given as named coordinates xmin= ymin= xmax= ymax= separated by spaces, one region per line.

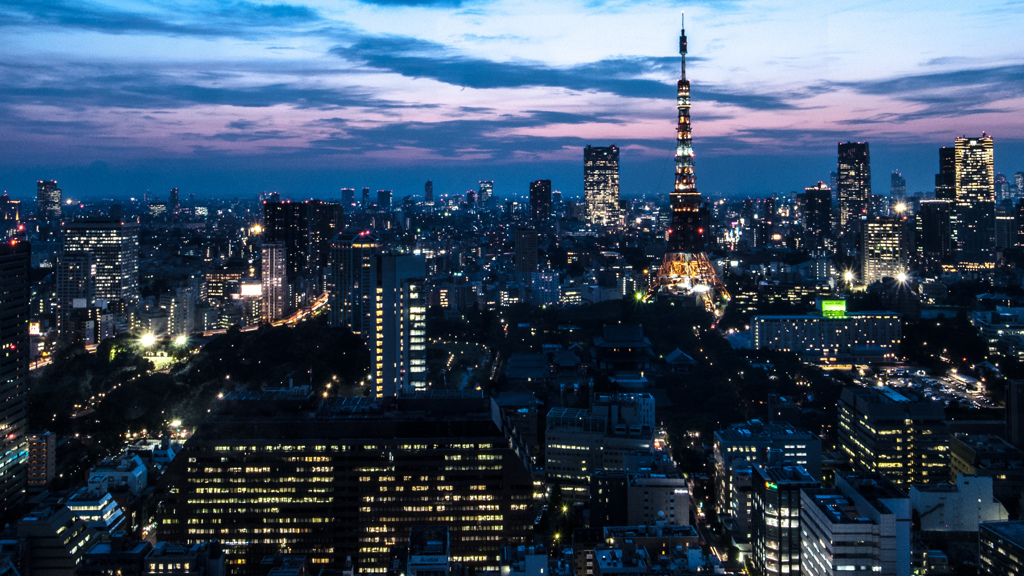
xmin=1 ymin=0 xmax=1022 ymax=203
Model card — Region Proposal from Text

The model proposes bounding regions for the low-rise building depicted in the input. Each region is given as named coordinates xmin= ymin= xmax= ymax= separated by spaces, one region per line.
xmin=909 ymin=474 xmax=1007 ymax=532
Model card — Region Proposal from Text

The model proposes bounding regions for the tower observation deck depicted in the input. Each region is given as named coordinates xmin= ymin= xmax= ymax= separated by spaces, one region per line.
xmin=647 ymin=13 xmax=729 ymax=312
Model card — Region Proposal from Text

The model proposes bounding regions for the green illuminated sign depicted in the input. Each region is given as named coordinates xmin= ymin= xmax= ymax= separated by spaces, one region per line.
xmin=821 ymin=300 xmax=847 ymax=319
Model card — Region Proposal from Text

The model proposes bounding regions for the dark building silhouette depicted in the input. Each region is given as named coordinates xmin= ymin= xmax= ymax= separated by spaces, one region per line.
xmin=890 ymin=170 xmax=906 ymax=203
xmin=263 ymin=201 xmax=309 ymax=278
xmin=935 ymin=146 xmax=956 ymax=200
xmin=529 ymin=179 xmax=552 ymax=226
xmin=514 ymin=227 xmax=538 ymax=284
xmin=0 ymin=240 xmax=30 ymax=517
xmin=798 ymin=182 xmax=832 ymax=249
xmin=377 ymin=190 xmax=392 ymax=211
xmin=837 ymin=142 xmax=871 ymax=239
xmin=424 ymin=180 xmax=433 ymax=204
xmin=915 ymin=200 xmax=953 ymax=271
xmin=341 ymin=188 xmax=356 ymax=210
xmin=361 ymin=187 xmax=370 ymax=210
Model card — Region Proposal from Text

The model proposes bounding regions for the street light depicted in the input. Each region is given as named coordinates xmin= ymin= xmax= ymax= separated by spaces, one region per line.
xmin=140 ymin=333 xmax=156 ymax=347
xmin=174 ymin=335 xmax=188 ymax=347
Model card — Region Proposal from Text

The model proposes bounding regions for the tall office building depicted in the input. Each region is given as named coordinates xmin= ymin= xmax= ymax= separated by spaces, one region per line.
xmin=514 ymin=227 xmax=539 ymax=284
xmin=263 ymin=200 xmax=309 ymax=278
xmin=424 ymin=180 xmax=433 ymax=205
xmin=837 ymin=142 xmax=871 ymax=238
xmin=838 ymin=387 xmax=949 ymax=489
xmin=328 ymin=231 xmax=379 ymax=336
xmin=934 ymin=147 xmax=956 ymax=200
xmin=168 ymin=188 xmax=179 ymax=209
xmin=261 ymin=242 xmax=287 ymax=323
xmin=361 ymin=187 xmax=370 ymax=210
xmin=36 ymin=180 xmax=62 ymax=222
xmin=529 ymin=179 xmax=552 ymax=226
xmin=890 ymin=171 xmax=905 ymax=204
xmin=375 ymin=254 xmax=427 ymax=397
xmin=650 ymin=15 xmax=729 ymax=310
xmin=752 ymin=465 xmax=818 ymax=576
xmin=953 ymin=134 xmax=996 ymax=270
xmin=0 ymin=240 xmax=30 ymax=517
xmin=160 ymin=392 xmax=534 ymax=576
xmin=377 ymin=190 xmax=392 ymax=211
xmin=584 ymin=145 xmax=620 ymax=227
xmin=479 ymin=180 xmax=493 ymax=205
xmin=798 ymin=182 xmax=832 ymax=248
xmin=861 ymin=216 xmax=909 ymax=285
xmin=62 ymin=219 xmax=140 ymax=306
xmin=341 ymin=188 xmax=356 ymax=209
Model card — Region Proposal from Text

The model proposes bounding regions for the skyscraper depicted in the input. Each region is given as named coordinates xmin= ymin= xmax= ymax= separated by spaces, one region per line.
xmin=55 ymin=251 xmax=93 ymax=337
xmin=36 ymin=180 xmax=62 ymax=222
xmin=0 ymin=240 xmax=30 ymax=517
xmin=861 ymin=216 xmax=909 ymax=285
xmin=529 ymin=179 xmax=552 ymax=226
xmin=168 ymin=187 xmax=179 ymax=209
xmin=514 ymin=227 xmax=539 ymax=284
xmin=837 ymin=142 xmax=871 ymax=238
xmin=262 ymin=200 xmax=309 ymax=278
xmin=479 ymin=180 xmax=493 ymax=205
xmin=953 ymin=134 xmax=996 ymax=270
xmin=375 ymin=254 xmax=427 ymax=397
xmin=341 ymin=187 xmax=356 ymax=209
xmin=583 ymin=145 xmax=620 ymax=227
xmin=424 ymin=180 xmax=433 ymax=205
xmin=935 ymin=147 xmax=956 ymax=200
xmin=0 ymin=193 xmax=21 ymax=241
xmin=650 ymin=14 xmax=728 ymax=309
xmin=915 ymin=200 xmax=953 ymax=271
xmin=361 ymin=187 xmax=370 ymax=210
xmin=62 ymin=219 xmax=140 ymax=306
xmin=377 ymin=189 xmax=392 ymax=211
xmin=261 ymin=242 xmax=287 ymax=323
xmin=306 ymin=200 xmax=344 ymax=275
xmin=890 ymin=170 xmax=906 ymax=204
xmin=328 ymin=230 xmax=379 ymax=335
xmin=798 ymin=182 xmax=832 ymax=249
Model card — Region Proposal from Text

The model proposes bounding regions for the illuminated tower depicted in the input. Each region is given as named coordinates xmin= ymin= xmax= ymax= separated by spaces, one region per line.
xmin=650 ymin=14 xmax=728 ymax=310
xmin=953 ymin=134 xmax=995 ymax=270
xmin=584 ymin=146 xmax=619 ymax=227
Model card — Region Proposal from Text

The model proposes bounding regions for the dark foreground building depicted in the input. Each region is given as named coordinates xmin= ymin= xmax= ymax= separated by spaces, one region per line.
xmin=159 ymin=391 xmax=534 ymax=576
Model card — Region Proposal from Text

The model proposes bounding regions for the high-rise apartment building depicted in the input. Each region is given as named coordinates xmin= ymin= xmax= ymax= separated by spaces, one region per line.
xmin=160 ymin=391 xmax=534 ymax=576
xmin=798 ymin=182 xmax=832 ymax=249
xmin=55 ymin=251 xmax=93 ymax=336
xmin=752 ymin=465 xmax=819 ymax=576
xmin=861 ymin=216 xmax=909 ymax=285
xmin=584 ymin=145 xmax=620 ymax=227
xmin=375 ymin=254 xmax=427 ymax=397
xmin=328 ymin=230 xmax=379 ymax=336
xmin=26 ymin=431 xmax=55 ymax=494
xmin=529 ymin=180 xmax=552 ymax=226
xmin=36 ymin=180 xmax=62 ymax=222
xmin=837 ymin=142 xmax=871 ymax=239
xmin=327 ymin=239 xmax=425 ymax=397
xmin=261 ymin=242 xmax=287 ymax=323
xmin=838 ymin=387 xmax=949 ymax=489
xmin=953 ymin=134 xmax=996 ymax=270
xmin=800 ymin=473 xmax=910 ymax=576
xmin=890 ymin=171 xmax=906 ymax=204
xmin=0 ymin=240 xmax=30 ymax=517
xmin=62 ymin=219 xmax=140 ymax=306
xmin=424 ymin=180 xmax=433 ymax=205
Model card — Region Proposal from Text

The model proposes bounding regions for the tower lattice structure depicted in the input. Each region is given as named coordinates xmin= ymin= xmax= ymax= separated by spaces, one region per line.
xmin=648 ymin=13 xmax=729 ymax=311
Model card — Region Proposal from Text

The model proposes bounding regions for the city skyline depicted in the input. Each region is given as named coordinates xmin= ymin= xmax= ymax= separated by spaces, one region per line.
xmin=1 ymin=0 xmax=1022 ymax=201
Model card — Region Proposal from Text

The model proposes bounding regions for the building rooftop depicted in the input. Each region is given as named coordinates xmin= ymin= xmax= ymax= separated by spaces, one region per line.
xmin=714 ymin=420 xmax=817 ymax=443
xmin=981 ymin=521 xmax=1024 ymax=545
xmin=757 ymin=465 xmax=818 ymax=485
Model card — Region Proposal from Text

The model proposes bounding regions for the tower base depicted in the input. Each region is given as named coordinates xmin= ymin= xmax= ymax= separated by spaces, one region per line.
xmin=647 ymin=252 xmax=730 ymax=312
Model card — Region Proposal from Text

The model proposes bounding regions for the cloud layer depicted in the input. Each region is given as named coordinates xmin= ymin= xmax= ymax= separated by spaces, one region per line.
xmin=0 ymin=0 xmax=1022 ymax=198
